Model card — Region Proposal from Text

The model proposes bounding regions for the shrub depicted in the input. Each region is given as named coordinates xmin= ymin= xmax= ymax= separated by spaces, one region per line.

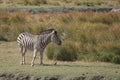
xmin=46 ymin=44 xmax=57 ymax=60
xmin=112 ymin=55 xmax=120 ymax=64
xmin=0 ymin=35 xmax=8 ymax=41
xmin=98 ymin=52 xmax=120 ymax=64
xmin=0 ymin=24 xmax=10 ymax=41
xmin=46 ymin=41 xmax=78 ymax=61
xmin=98 ymin=52 xmax=114 ymax=62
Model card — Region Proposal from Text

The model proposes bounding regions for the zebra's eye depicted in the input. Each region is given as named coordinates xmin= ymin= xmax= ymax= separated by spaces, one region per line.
xmin=54 ymin=31 xmax=57 ymax=34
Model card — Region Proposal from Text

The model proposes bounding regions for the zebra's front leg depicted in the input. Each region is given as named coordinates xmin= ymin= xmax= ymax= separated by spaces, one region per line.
xmin=21 ymin=55 xmax=26 ymax=65
xmin=31 ymin=49 xmax=37 ymax=67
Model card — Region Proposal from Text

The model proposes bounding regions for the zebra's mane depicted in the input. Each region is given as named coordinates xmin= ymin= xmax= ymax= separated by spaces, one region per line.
xmin=40 ymin=29 xmax=56 ymax=35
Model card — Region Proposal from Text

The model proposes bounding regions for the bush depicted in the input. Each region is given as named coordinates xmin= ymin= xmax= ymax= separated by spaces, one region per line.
xmin=46 ymin=44 xmax=57 ymax=60
xmin=46 ymin=41 xmax=78 ymax=61
xmin=98 ymin=52 xmax=120 ymax=64
xmin=112 ymin=55 xmax=120 ymax=64
xmin=98 ymin=52 xmax=114 ymax=62
xmin=0 ymin=35 xmax=8 ymax=41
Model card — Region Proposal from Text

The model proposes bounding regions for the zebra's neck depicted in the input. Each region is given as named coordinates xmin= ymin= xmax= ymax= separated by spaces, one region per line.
xmin=38 ymin=33 xmax=52 ymax=48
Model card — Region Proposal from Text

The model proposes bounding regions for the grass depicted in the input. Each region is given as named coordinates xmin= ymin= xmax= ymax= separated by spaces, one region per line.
xmin=0 ymin=42 xmax=120 ymax=80
xmin=0 ymin=0 xmax=120 ymax=9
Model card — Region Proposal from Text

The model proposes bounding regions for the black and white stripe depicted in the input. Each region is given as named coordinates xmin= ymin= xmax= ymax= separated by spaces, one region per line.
xmin=17 ymin=29 xmax=61 ymax=66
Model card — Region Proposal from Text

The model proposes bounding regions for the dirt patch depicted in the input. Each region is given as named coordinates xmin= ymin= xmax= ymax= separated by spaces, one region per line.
xmin=0 ymin=73 xmax=60 ymax=80
xmin=70 ymin=75 xmax=106 ymax=80
xmin=0 ymin=73 xmax=107 ymax=80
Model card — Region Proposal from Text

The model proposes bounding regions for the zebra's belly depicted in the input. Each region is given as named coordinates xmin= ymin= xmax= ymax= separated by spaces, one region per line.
xmin=25 ymin=44 xmax=42 ymax=51
xmin=22 ymin=42 xmax=34 ymax=50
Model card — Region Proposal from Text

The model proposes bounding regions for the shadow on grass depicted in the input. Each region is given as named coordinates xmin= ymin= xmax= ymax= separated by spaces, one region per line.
xmin=38 ymin=63 xmax=90 ymax=68
xmin=25 ymin=62 xmax=120 ymax=70
xmin=24 ymin=61 xmax=91 ymax=67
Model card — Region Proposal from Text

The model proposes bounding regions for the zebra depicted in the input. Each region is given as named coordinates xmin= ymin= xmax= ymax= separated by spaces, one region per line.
xmin=17 ymin=29 xmax=61 ymax=66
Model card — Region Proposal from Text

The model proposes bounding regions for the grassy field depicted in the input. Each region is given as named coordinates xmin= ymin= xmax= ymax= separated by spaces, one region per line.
xmin=0 ymin=42 xmax=120 ymax=80
xmin=0 ymin=1 xmax=120 ymax=79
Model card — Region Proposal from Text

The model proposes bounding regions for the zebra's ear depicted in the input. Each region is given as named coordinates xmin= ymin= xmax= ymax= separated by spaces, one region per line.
xmin=52 ymin=30 xmax=57 ymax=34
xmin=52 ymin=30 xmax=55 ymax=34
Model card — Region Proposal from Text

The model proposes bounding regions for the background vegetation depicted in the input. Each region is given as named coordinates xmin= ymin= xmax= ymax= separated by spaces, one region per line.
xmin=0 ymin=0 xmax=120 ymax=8
xmin=0 ymin=10 xmax=120 ymax=64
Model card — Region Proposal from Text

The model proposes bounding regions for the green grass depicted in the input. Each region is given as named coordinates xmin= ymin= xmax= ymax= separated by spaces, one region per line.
xmin=0 ymin=42 xmax=120 ymax=80
xmin=0 ymin=5 xmax=112 ymax=12
xmin=0 ymin=0 xmax=120 ymax=9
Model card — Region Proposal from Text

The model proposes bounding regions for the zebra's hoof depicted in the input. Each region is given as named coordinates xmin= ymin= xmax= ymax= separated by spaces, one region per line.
xmin=54 ymin=62 xmax=57 ymax=66
xmin=31 ymin=64 xmax=34 ymax=67
xmin=20 ymin=61 xmax=26 ymax=65
xmin=20 ymin=62 xmax=23 ymax=65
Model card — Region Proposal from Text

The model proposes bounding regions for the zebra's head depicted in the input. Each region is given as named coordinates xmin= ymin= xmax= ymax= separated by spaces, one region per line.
xmin=51 ymin=30 xmax=61 ymax=45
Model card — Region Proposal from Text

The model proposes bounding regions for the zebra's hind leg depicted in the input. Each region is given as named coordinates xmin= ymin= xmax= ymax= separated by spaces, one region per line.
xmin=31 ymin=49 xmax=37 ymax=67
xmin=20 ymin=47 xmax=26 ymax=65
